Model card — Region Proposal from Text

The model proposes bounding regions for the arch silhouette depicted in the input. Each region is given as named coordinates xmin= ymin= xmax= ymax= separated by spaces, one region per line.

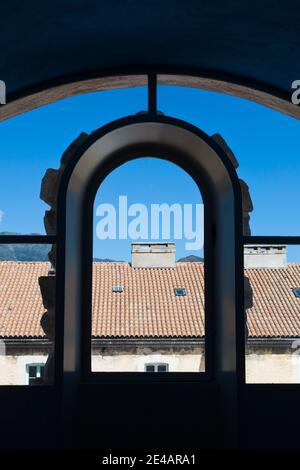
xmin=56 ymin=114 xmax=244 ymax=447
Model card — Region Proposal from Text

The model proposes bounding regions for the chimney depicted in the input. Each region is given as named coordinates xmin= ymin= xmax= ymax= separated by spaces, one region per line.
xmin=244 ymin=245 xmax=287 ymax=269
xmin=131 ymin=242 xmax=176 ymax=268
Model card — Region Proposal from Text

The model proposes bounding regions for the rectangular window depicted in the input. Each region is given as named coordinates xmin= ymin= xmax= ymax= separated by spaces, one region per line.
xmin=27 ymin=364 xmax=45 ymax=385
xmin=292 ymin=288 xmax=300 ymax=298
xmin=174 ymin=287 xmax=187 ymax=296
xmin=112 ymin=286 xmax=124 ymax=293
xmin=145 ymin=363 xmax=169 ymax=372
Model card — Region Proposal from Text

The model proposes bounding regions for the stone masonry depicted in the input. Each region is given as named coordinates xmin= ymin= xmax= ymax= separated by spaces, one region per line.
xmin=38 ymin=132 xmax=89 ymax=383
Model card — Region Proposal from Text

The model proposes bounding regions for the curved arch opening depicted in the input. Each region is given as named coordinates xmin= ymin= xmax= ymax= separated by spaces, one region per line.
xmin=91 ymin=156 xmax=206 ymax=373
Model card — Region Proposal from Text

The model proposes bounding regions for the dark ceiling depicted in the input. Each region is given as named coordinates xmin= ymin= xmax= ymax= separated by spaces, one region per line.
xmin=0 ymin=0 xmax=300 ymax=108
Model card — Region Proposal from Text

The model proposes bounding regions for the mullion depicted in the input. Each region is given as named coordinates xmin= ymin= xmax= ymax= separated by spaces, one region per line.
xmin=148 ymin=73 xmax=157 ymax=115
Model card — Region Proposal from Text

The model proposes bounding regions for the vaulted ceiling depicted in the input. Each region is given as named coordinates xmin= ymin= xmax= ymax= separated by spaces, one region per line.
xmin=0 ymin=1 xmax=299 ymax=119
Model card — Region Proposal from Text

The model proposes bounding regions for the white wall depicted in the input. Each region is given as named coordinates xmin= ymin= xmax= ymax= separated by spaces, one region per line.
xmin=2 ymin=351 xmax=300 ymax=384
xmin=246 ymin=353 xmax=300 ymax=383
xmin=0 ymin=354 xmax=47 ymax=385
xmin=92 ymin=352 xmax=204 ymax=372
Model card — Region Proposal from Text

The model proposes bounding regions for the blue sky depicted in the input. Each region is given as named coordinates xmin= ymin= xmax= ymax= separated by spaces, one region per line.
xmin=0 ymin=85 xmax=299 ymax=261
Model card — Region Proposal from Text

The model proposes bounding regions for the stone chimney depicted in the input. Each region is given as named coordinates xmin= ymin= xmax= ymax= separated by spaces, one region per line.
xmin=131 ymin=242 xmax=176 ymax=268
xmin=244 ymin=245 xmax=287 ymax=269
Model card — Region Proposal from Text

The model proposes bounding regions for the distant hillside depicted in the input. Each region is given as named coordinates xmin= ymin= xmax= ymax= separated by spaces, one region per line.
xmin=0 ymin=233 xmax=50 ymax=261
xmin=0 ymin=233 xmax=202 ymax=263
xmin=177 ymin=255 xmax=204 ymax=262
xmin=0 ymin=233 xmax=122 ymax=262
xmin=0 ymin=244 xmax=50 ymax=261
xmin=93 ymin=258 xmax=120 ymax=262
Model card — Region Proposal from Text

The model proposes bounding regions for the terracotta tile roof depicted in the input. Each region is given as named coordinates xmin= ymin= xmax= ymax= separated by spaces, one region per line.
xmin=0 ymin=261 xmax=299 ymax=339
xmin=92 ymin=262 xmax=205 ymax=338
xmin=0 ymin=262 xmax=48 ymax=338
xmin=246 ymin=263 xmax=300 ymax=338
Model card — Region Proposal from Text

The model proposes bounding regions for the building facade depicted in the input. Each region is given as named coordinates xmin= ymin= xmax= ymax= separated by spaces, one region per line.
xmin=0 ymin=243 xmax=300 ymax=384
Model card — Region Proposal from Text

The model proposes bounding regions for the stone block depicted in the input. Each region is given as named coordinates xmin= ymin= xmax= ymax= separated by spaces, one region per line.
xmin=44 ymin=209 xmax=56 ymax=235
xmin=240 ymin=179 xmax=253 ymax=213
xmin=38 ymin=275 xmax=56 ymax=310
xmin=40 ymin=168 xmax=60 ymax=207
xmin=40 ymin=309 xmax=55 ymax=338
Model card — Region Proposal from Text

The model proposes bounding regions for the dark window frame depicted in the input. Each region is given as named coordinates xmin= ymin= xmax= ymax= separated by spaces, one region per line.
xmin=85 ymin=144 xmax=212 ymax=381
xmin=145 ymin=363 xmax=169 ymax=372
xmin=26 ymin=363 xmax=45 ymax=385
xmin=4 ymin=73 xmax=288 ymax=388
xmin=57 ymin=94 xmax=244 ymax=399
xmin=80 ymin=115 xmax=225 ymax=381
xmin=112 ymin=286 xmax=124 ymax=293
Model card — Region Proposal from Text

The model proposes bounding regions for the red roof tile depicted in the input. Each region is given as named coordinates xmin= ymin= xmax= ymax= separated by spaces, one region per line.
xmin=246 ymin=264 xmax=300 ymax=338
xmin=0 ymin=261 xmax=299 ymax=339
xmin=92 ymin=262 xmax=205 ymax=338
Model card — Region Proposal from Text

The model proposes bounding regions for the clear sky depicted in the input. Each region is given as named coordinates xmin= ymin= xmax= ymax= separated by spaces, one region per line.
xmin=0 ymin=85 xmax=299 ymax=261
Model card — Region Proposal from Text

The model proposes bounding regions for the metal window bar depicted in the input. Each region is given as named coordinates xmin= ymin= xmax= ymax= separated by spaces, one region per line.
xmin=244 ymin=236 xmax=300 ymax=245
xmin=0 ymin=235 xmax=56 ymax=244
